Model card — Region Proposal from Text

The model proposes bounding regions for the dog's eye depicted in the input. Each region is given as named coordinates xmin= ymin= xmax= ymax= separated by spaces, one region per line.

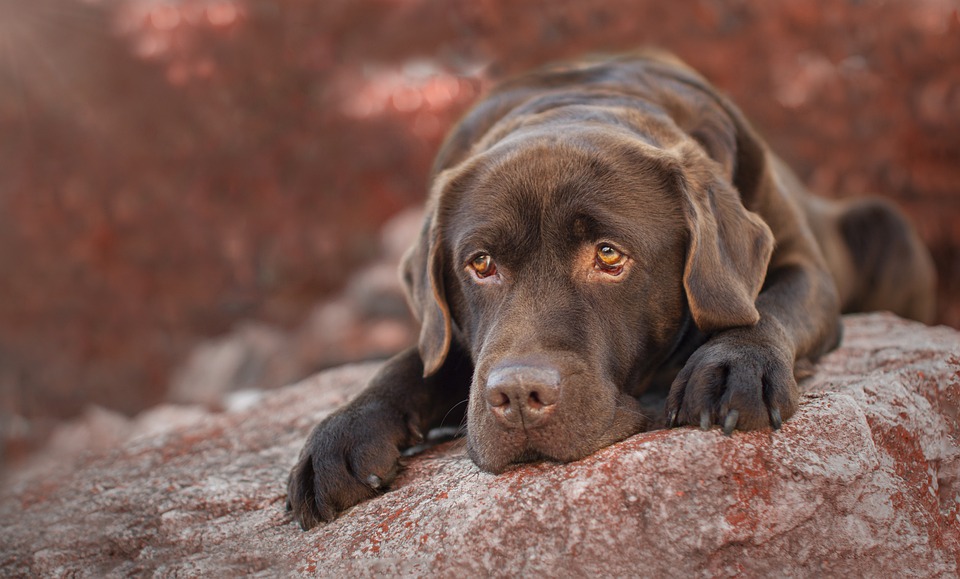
xmin=470 ymin=254 xmax=497 ymax=278
xmin=595 ymin=244 xmax=625 ymax=273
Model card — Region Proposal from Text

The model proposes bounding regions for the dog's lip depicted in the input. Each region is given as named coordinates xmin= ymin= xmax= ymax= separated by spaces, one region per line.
xmin=513 ymin=448 xmax=551 ymax=465
xmin=468 ymin=439 xmax=568 ymax=474
xmin=472 ymin=435 xmax=607 ymax=473
xmin=467 ymin=403 xmax=629 ymax=473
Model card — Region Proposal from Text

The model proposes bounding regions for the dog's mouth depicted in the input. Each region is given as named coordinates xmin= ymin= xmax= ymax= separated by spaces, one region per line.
xmin=466 ymin=389 xmax=649 ymax=473
xmin=465 ymin=432 xmax=571 ymax=474
xmin=512 ymin=448 xmax=552 ymax=465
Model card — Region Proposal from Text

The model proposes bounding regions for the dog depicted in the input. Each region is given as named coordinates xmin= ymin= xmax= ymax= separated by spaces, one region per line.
xmin=286 ymin=50 xmax=936 ymax=529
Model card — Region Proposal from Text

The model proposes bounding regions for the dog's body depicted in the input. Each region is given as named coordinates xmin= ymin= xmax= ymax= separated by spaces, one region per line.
xmin=287 ymin=51 xmax=936 ymax=529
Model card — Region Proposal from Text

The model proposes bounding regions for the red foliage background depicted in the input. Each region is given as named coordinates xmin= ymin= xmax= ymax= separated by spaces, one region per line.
xmin=1 ymin=0 xmax=958 ymax=457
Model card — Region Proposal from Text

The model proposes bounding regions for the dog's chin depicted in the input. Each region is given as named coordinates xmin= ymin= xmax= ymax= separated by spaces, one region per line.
xmin=467 ymin=437 xmax=596 ymax=474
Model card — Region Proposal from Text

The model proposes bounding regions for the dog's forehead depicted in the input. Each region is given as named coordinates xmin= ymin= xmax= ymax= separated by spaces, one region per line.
xmin=444 ymin=129 xmax=682 ymax=254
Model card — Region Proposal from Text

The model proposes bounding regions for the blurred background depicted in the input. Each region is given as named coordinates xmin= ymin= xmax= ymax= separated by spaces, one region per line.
xmin=1 ymin=0 xmax=958 ymax=471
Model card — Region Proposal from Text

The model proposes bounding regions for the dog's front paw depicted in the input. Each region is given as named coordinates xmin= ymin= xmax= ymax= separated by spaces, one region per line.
xmin=665 ymin=329 xmax=798 ymax=434
xmin=286 ymin=403 xmax=420 ymax=530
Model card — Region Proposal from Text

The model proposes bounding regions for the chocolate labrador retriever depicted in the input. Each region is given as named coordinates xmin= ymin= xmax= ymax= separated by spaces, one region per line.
xmin=287 ymin=51 xmax=936 ymax=529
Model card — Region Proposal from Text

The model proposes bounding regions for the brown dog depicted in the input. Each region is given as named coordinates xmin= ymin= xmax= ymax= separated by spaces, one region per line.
xmin=287 ymin=51 xmax=936 ymax=529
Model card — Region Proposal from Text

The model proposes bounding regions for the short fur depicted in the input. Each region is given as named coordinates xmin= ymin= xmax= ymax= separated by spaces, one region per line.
xmin=287 ymin=51 xmax=936 ymax=529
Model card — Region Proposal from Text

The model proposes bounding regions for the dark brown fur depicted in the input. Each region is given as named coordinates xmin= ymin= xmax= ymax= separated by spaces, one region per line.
xmin=287 ymin=51 xmax=936 ymax=529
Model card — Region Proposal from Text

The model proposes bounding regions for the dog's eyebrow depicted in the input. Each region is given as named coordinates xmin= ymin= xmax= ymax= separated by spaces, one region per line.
xmin=552 ymin=196 xmax=675 ymax=259
xmin=452 ymin=222 xmax=537 ymax=266
xmin=452 ymin=230 xmax=498 ymax=262
xmin=452 ymin=192 xmax=604 ymax=254
xmin=559 ymin=211 xmax=604 ymax=242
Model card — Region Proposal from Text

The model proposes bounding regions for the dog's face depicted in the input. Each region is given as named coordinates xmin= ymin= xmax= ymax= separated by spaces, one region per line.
xmin=403 ymin=117 xmax=773 ymax=472
xmin=447 ymin=129 xmax=689 ymax=471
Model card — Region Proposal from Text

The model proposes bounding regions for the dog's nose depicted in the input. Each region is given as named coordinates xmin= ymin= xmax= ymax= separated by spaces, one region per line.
xmin=485 ymin=363 xmax=561 ymax=428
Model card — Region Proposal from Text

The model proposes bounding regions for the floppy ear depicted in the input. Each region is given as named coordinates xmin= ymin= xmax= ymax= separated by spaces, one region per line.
xmin=672 ymin=144 xmax=775 ymax=333
xmin=400 ymin=203 xmax=452 ymax=377
xmin=641 ymin=62 xmax=778 ymax=331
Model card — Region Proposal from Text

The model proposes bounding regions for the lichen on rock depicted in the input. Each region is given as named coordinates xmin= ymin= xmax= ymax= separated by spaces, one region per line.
xmin=1 ymin=313 xmax=958 ymax=576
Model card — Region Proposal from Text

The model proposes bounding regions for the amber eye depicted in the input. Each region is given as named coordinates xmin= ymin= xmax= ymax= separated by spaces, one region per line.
xmin=596 ymin=245 xmax=623 ymax=268
xmin=470 ymin=254 xmax=497 ymax=278
xmin=594 ymin=244 xmax=627 ymax=276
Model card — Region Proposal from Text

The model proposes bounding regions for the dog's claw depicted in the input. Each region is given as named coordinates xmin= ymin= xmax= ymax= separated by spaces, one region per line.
xmin=667 ymin=409 xmax=678 ymax=428
xmin=699 ymin=409 xmax=711 ymax=431
xmin=366 ymin=474 xmax=383 ymax=489
xmin=770 ymin=407 xmax=783 ymax=430
xmin=722 ymin=410 xmax=739 ymax=436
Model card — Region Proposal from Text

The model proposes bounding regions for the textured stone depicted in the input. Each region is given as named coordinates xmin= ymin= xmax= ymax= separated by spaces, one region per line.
xmin=2 ymin=313 xmax=958 ymax=576
xmin=166 ymin=206 xmax=423 ymax=408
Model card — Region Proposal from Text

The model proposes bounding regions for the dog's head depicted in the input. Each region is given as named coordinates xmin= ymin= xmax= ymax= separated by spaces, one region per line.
xmin=401 ymin=64 xmax=774 ymax=472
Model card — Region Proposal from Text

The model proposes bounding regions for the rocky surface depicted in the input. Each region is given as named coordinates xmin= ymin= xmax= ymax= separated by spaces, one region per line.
xmin=167 ymin=207 xmax=423 ymax=408
xmin=2 ymin=313 xmax=959 ymax=576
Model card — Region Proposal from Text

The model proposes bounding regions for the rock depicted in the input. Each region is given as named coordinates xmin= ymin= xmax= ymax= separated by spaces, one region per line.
xmin=10 ymin=403 xmax=214 ymax=486
xmin=2 ymin=313 xmax=958 ymax=576
xmin=165 ymin=207 xmax=423 ymax=409
xmin=169 ymin=321 xmax=294 ymax=407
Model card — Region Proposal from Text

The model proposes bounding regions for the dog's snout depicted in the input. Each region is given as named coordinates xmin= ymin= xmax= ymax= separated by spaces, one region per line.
xmin=485 ymin=364 xmax=561 ymax=428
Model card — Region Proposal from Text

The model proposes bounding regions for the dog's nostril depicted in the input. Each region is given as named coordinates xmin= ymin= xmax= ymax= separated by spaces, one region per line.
xmin=487 ymin=390 xmax=510 ymax=408
xmin=527 ymin=390 xmax=546 ymax=410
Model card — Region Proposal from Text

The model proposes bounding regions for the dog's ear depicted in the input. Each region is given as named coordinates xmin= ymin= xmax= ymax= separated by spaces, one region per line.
xmin=671 ymin=143 xmax=775 ymax=333
xmin=682 ymin=96 xmax=775 ymax=213
xmin=642 ymin=61 xmax=778 ymax=331
xmin=400 ymin=201 xmax=452 ymax=377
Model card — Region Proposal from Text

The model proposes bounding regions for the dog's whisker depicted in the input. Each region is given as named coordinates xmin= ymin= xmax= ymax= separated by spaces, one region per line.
xmin=440 ymin=398 xmax=470 ymax=428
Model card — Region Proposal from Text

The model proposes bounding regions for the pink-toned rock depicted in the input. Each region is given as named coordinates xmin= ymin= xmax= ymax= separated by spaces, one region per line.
xmin=2 ymin=313 xmax=958 ymax=576
xmin=164 ymin=207 xmax=423 ymax=409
